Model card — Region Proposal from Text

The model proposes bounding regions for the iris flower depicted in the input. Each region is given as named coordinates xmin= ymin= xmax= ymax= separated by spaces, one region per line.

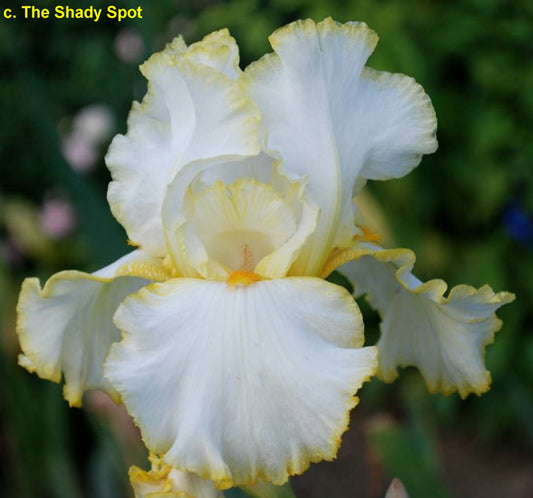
xmin=17 ymin=18 xmax=514 ymax=491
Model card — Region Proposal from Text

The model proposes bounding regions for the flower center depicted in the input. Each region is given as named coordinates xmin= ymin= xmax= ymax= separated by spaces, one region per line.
xmin=239 ymin=243 xmax=254 ymax=272
xmin=226 ymin=243 xmax=263 ymax=287
xmin=207 ymin=230 xmax=273 ymax=272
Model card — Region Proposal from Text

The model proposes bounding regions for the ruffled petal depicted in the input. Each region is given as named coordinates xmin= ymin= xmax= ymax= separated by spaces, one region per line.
xmin=160 ymin=154 xmax=277 ymax=278
xmin=163 ymin=172 xmax=317 ymax=280
xmin=245 ymin=18 xmax=436 ymax=275
xmin=130 ymin=454 xmax=221 ymax=498
xmin=163 ymin=153 xmax=277 ymax=220
xmin=355 ymin=67 xmax=437 ymax=180
xmin=161 ymin=29 xmax=241 ymax=80
xmin=105 ymin=277 xmax=376 ymax=488
xmin=324 ymin=243 xmax=515 ymax=398
xmin=183 ymin=29 xmax=242 ymax=80
xmin=106 ymin=33 xmax=260 ymax=256
xmin=16 ymin=250 xmax=165 ymax=406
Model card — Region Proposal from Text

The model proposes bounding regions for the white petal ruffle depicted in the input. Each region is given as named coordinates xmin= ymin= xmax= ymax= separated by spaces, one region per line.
xmin=105 ymin=277 xmax=376 ymax=488
xmin=245 ymin=18 xmax=437 ymax=275
xmin=325 ymin=243 xmax=515 ymax=398
xmin=17 ymin=250 xmax=165 ymax=406
xmin=183 ymin=29 xmax=242 ymax=80
xmin=106 ymin=32 xmax=260 ymax=257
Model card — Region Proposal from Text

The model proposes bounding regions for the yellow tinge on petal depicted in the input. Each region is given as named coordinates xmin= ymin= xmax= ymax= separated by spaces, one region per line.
xmin=105 ymin=277 xmax=377 ymax=488
xmin=245 ymin=17 xmax=437 ymax=276
xmin=114 ymin=260 xmax=173 ymax=282
xmin=17 ymin=16 xmax=510 ymax=494
xmin=106 ymin=30 xmax=261 ymax=257
xmin=227 ymin=270 xmax=263 ymax=288
xmin=164 ymin=174 xmax=317 ymax=281
xmin=182 ymin=29 xmax=242 ymax=80
xmin=353 ymin=225 xmax=383 ymax=245
xmin=16 ymin=250 xmax=164 ymax=406
xmin=324 ymin=239 xmax=515 ymax=398
xmin=130 ymin=454 xmax=222 ymax=498
xmin=225 ymin=242 xmax=264 ymax=287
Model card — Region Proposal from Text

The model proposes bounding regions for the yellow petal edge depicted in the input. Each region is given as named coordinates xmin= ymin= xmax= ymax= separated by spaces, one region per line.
xmin=106 ymin=278 xmax=377 ymax=489
xmin=322 ymin=242 xmax=515 ymax=398
xmin=16 ymin=254 xmax=169 ymax=406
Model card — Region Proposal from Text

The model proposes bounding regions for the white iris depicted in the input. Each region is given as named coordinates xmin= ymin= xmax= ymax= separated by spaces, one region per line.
xmin=16 ymin=17 xmax=513 ymax=492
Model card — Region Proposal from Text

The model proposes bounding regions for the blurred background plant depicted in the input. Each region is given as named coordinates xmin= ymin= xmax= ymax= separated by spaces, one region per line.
xmin=1 ymin=0 xmax=532 ymax=497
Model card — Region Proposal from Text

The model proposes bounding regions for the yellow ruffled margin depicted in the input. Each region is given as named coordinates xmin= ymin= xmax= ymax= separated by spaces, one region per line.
xmin=172 ymin=176 xmax=318 ymax=281
xmin=129 ymin=454 xmax=192 ymax=498
xmin=107 ymin=38 xmax=261 ymax=257
xmin=242 ymin=18 xmax=381 ymax=278
xmin=145 ymin=367 xmax=375 ymax=491
xmin=268 ymin=17 xmax=378 ymax=55
xmin=17 ymin=258 xmax=172 ymax=407
xmin=107 ymin=277 xmax=376 ymax=489
xmin=321 ymin=240 xmax=515 ymax=398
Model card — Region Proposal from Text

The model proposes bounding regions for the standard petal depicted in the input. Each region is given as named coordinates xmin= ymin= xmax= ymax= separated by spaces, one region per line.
xmin=355 ymin=67 xmax=437 ymax=180
xmin=245 ymin=18 xmax=436 ymax=274
xmin=160 ymin=29 xmax=241 ymax=79
xmin=184 ymin=29 xmax=242 ymax=80
xmin=106 ymin=35 xmax=260 ymax=256
xmin=16 ymin=250 xmax=164 ymax=406
xmin=326 ymin=243 xmax=515 ymax=398
xmin=105 ymin=277 xmax=376 ymax=488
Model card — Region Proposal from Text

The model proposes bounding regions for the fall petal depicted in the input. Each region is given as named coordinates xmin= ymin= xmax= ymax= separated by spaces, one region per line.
xmin=330 ymin=244 xmax=515 ymax=397
xmin=16 ymin=250 xmax=160 ymax=406
xmin=105 ymin=277 xmax=376 ymax=487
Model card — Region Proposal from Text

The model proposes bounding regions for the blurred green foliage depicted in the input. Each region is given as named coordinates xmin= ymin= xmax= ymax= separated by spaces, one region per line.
xmin=1 ymin=0 xmax=532 ymax=497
